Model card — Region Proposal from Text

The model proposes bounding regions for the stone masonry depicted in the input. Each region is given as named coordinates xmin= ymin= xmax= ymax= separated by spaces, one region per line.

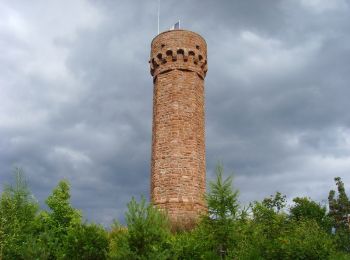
xmin=150 ymin=29 xmax=208 ymax=227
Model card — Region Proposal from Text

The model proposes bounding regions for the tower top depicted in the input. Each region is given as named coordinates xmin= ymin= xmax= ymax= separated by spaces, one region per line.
xmin=150 ymin=29 xmax=208 ymax=80
xmin=151 ymin=29 xmax=206 ymax=45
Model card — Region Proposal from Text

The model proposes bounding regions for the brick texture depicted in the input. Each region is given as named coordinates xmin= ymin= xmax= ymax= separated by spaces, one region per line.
xmin=149 ymin=30 xmax=207 ymax=227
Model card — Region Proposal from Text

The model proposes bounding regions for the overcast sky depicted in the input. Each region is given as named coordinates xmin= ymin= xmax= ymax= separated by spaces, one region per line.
xmin=1 ymin=0 xmax=350 ymax=225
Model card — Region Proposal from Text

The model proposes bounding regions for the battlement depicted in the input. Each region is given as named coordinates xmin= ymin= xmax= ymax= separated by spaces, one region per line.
xmin=150 ymin=30 xmax=208 ymax=79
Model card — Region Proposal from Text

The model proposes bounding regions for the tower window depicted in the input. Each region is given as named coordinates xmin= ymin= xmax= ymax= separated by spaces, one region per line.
xmin=177 ymin=49 xmax=184 ymax=55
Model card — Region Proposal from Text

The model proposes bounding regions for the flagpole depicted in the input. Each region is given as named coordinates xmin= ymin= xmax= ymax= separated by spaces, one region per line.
xmin=157 ymin=0 xmax=160 ymax=34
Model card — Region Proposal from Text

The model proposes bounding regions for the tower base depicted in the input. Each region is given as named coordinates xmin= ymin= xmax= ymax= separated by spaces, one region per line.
xmin=156 ymin=202 xmax=207 ymax=231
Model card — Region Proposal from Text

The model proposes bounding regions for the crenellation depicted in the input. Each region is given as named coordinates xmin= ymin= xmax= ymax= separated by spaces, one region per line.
xmin=150 ymin=43 xmax=207 ymax=79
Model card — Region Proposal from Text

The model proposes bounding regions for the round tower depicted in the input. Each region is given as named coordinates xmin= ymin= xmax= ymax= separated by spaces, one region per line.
xmin=149 ymin=29 xmax=208 ymax=228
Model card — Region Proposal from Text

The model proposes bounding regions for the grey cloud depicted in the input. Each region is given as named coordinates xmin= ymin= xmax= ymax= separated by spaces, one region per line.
xmin=1 ymin=0 xmax=350 ymax=225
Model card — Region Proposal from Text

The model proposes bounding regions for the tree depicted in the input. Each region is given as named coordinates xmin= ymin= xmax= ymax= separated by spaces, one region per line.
xmin=248 ymin=196 xmax=289 ymax=257
xmin=290 ymin=197 xmax=332 ymax=232
xmin=109 ymin=197 xmax=171 ymax=259
xmin=328 ymin=177 xmax=350 ymax=252
xmin=329 ymin=177 xmax=350 ymax=229
xmin=45 ymin=179 xmax=82 ymax=228
xmin=198 ymin=163 xmax=240 ymax=258
xmin=207 ymin=164 xmax=239 ymax=220
xmin=269 ymin=219 xmax=335 ymax=259
xmin=108 ymin=221 xmax=130 ymax=259
xmin=0 ymin=168 xmax=39 ymax=259
xmin=232 ymin=194 xmax=336 ymax=260
xmin=65 ymin=223 xmax=109 ymax=260
xmin=35 ymin=180 xmax=82 ymax=258
xmin=262 ymin=191 xmax=286 ymax=213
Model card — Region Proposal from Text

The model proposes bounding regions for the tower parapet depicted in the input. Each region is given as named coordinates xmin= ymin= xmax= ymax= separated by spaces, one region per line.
xmin=150 ymin=30 xmax=208 ymax=79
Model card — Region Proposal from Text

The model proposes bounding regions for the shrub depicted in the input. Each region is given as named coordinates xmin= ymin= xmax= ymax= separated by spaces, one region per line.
xmin=109 ymin=197 xmax=171 ymax=259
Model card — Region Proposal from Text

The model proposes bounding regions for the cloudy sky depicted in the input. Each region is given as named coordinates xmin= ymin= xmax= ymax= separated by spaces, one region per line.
xmin=1 ymin=0 xmax=350 ymax=225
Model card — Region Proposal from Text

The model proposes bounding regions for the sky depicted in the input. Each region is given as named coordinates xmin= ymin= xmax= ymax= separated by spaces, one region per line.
xmin=1 ymin=0 xmax=350 ymax=226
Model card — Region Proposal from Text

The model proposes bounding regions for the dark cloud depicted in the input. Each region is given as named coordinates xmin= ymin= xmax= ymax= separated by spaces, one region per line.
xmin=1 ymin=0 xmax=350 ymax=226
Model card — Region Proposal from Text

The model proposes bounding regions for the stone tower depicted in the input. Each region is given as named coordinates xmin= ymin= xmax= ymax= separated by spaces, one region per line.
xmin=149 ymin=29 xmax=208 ymax=227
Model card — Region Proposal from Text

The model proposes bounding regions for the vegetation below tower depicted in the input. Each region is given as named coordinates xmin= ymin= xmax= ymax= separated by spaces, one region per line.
xmin=1 ymin=166 xmax=350 ymax=259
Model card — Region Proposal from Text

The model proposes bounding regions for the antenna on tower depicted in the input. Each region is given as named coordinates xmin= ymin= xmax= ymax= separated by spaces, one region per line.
xmin=170 ymin=20 xmax=180 ymax=30
xmin=157 ymin=0 xmax=160 ymax=34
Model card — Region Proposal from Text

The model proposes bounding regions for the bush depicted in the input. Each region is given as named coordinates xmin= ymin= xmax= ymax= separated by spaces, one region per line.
xmin=109 ymin=197 xmax=171 ymax=259
xmin=271 ymin=220 xmax=335 ymax=259
xmin=290 ymin=197 xmax=332 ymax=232
xmin=169 ymin=231 xmax=202 ymax=260
xmin=65 ymin=223 xmax=109 ymax=260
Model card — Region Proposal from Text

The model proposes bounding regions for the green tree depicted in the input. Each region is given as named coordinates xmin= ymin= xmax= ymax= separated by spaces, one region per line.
xmin=0 ymin=168 xmax=39 ymax=259
xmin=329 ymin=177 xmax=350 ymax=229
xmin=231 ymin=196 xmax=336 ymax=259
xmin=207 ymin=164 xmax=239 ymax=220
xmin=249 ymin=198 xmax=288 ymax=257
xmin=45 ymin=179 xmax=82 ymax=228
xmin=108 ymin=222 xmax=130 ymax=259
xmin=328 ymin=177 xmax=350 ymax=252
xmin=269 ymin=219 xmax=335 ymax=259
xmin=109 ymin=197 xmax=171 ymax=260
xmin=262 ymin=191 xmax=286 ymax=213
xmin=170 ymin=230 xmax=203 ymax=260
xmin=35 ymin=180 xmax=82 ymax=258
xmin=65 ymin=223 xmax=109 ymax=260
xmin=195 ymin=164 xmax=240 ymax=259
xmin=290 ymin=197 xmax=332 ymax=232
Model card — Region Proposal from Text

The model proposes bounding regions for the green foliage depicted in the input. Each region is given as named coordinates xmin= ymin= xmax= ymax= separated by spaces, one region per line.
xmin=1 ymin=165 xmax=349 ymax=259
xmin=262 ymin=191 xmax=287 ymax=213
xmin=0 ymin=168 xmax=39 ymax=259
xmin=170 ymin=231 xmax=203 ymax=260
xmin=65 ymin=223 xmax=109 ymax=260
xmin=328 ymin=177 xmax=350 ymax=229
xmin=290 ymin=197 xmax=332 ymax=232
xmin=206 ymin=164 xmax=239 ymax=220
xmin=267 ymin=219 xmax=335 ymax=259
xmin=34 ymin=180 xmax=83 ymax=258
xmin=108 ymin=222 xmax=130 ymax=259
xmin=183 ymin=170 xmax=340 ymax=260
xmin=1 ymin=173 xmax=108 ymax=259
xmin=252 ymin=199 xmax=288 ymax=237
xmin=45 ymin=179 xmax=82 ymax=228
xmin=328 ymin=177 xmax=350 ymax=252
xmin=109 ymin=196 xmax=171 ymax=259
xmin=192 ymin=164 xmax=240 ymax=258
xmin=231 ymin=206 xmax=336 ymax=259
